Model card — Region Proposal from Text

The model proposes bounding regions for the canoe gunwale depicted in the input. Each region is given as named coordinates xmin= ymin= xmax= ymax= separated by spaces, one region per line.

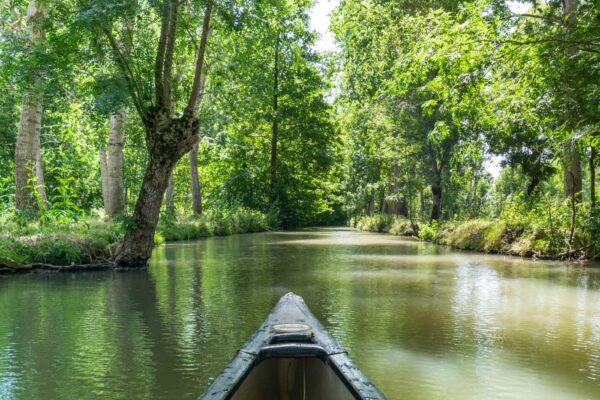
xmin=197 ymin=292 xmax=387 ymax=400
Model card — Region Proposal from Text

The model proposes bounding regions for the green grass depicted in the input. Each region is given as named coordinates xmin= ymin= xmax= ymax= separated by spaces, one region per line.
xmin=354 ymin=214 xmax=417 ymax=235
xmin=157 ymin=210 xmax=269 ymax=241
xmin=354 ymin=210 xmax=600 ymax=260
xmin=0 ymin=217 xmax=123 ymax=268
xmin=0 ymin=210 xmax=270 ymax=270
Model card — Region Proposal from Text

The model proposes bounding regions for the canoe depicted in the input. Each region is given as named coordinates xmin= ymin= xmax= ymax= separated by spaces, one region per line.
xmin=198 ymin=292 xmax=386 ymax=400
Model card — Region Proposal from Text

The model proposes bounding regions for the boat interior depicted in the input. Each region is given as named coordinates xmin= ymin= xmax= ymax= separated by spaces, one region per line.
xmin=229 ymin=357 xmax=357 ymax=400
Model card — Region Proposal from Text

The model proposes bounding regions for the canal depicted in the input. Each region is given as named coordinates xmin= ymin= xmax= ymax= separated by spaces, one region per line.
xmin=1 ymin=228 xmax=599 ymax=399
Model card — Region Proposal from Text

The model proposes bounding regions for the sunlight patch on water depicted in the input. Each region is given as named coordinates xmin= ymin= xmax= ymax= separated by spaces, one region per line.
xmin=365 ymin=345 xmax=591 ymax=400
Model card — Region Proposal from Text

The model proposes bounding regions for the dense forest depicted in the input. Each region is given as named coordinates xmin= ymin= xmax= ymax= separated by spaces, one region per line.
xmin=0 ymin=0 xmax=598 ymax=270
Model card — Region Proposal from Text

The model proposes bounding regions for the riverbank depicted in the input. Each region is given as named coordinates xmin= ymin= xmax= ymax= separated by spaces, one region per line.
xmin=0 ymin=210 xmax=269 ymax=273
xmin=354 ymin=214 xmax=600 ymax=260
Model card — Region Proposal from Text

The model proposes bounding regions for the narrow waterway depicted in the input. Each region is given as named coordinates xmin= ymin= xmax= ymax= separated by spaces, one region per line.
xmin=1 ymin=228 xmax=600 ymax=399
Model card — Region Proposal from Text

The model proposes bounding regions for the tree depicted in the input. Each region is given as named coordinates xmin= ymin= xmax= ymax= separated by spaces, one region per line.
xmin=88 ymin=0 xmax=213 ymax=266
xmin=14 ymin=0 xmax=47 ymax=217
xmin=189 ymin=73 xmax=206 ymax=216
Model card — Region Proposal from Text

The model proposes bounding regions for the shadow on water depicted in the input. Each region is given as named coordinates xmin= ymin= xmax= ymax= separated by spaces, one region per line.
xmin=1 ymin=228 xmax=600 ymax=399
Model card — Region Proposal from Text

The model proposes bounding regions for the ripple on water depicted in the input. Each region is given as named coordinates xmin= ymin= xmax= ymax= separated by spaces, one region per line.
xmin=1 ymin=229 xmax=600 ymax=399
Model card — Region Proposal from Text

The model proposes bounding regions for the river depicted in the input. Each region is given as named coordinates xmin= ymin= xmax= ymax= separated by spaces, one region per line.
xmin=1 ymin=228 xmax=600 ymax=399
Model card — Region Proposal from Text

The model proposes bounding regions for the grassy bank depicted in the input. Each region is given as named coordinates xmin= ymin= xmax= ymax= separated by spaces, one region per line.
xmin=354 ymin=207 xmax=600 ymax=260
xmin=0 ymin=218 xmax=123 ymax=271
xmin=0 ymin=210 xmax=270 ymax=272
xmin=156 ymin=210 xmax=269 ymax=242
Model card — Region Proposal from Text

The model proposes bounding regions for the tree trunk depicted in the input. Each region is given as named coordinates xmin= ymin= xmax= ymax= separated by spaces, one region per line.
xmin=420 ymin=189 xmax=425 ymax=219
xmin=165 ymin=172 xmax=175 ymax=217
xmin=563 ymin=138 xmax=582 ymax=201
xmin=99 ymin=148 xmax=110 ymax=212
xmin=116 ymin=152 xmax=175 ymax=267
xmin=563 ymin=0 xmax=577 ymax=20
xmin=115 ymin=110 xmax=200 ymax=267
xmin=591 ymin=145 xmax=596 ymax=209
xmin=14 ymin=0 xmax=45 ymax=217
xmin=34 ymin=144 xmax=47 ymax=204
xmin=561 ymin=1 xmax=582 ymax=202
xmin=107 ymin=107 xmax=126 ymax=217
xmin=189 ymin=73 xmax=206 ymax=216
xmin=15 ymin=89 xmax=42 ymax=215
xmin=269 ymin=33 xmax=280 ymax=204
xmin=189 ymin=142 xmax=202 ymax=215
xmin=431 ymin=174 xmax=442 ymax=222
xmin=113 ymin=0 xmax=212 ymax=267
xmin=368 ymin=188 xmax=375 ymax=216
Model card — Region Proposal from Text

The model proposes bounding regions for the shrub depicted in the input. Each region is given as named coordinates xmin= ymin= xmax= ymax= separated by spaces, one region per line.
xmin=418 ymin=221 xmax=439 ymax=241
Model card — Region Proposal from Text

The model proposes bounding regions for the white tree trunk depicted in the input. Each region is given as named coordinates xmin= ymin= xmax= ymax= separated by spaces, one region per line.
xmin=14 ymin=0 xmax=45 ymax=216
xmin=99 ymin=148 xmax=110 ymax=212
xmin=189 ymin=74 xmax=206 ymax=215
xmin=104 ymin=19 xmax=132 ymax=219
xmin=107 ymin=107 xmax=126 ymax=216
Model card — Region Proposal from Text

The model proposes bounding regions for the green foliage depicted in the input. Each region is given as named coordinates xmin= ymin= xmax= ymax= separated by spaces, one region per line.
xmin=157 ymin=210 xmax=269 ymax=241
xmin=354 ymin=214 xmax=417 ymax=236
xmin=1 ymin=0 xmax=599 ymax=265
xmin=417 ymin=221 xmax=440 ymax=242
xmin=0 ymin=217 xmax=123 ymax=267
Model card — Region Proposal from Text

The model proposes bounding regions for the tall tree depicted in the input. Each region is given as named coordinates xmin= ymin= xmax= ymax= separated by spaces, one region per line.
xmin=561 ymin=0 xmax=582 ymax=201
xmin=92 ymin=0 xmax=214 ymax=266
xmin=106 ymin=107 xmax=126 ymax=216
xmin=14 ymin=0 xmax=47 ymax=217
xmin=189 ymin=73 xmax=206 ymax=215
xmin=269 ymin=31 xmax=280 ymax=204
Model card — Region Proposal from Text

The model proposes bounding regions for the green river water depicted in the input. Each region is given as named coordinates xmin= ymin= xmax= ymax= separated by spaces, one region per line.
xmin=1 ymin=228 xmax=600 ymax=399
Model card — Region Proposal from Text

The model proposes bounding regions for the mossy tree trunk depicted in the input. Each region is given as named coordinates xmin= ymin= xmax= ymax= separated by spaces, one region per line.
xmin=115 ymin=109 xmax=199 ymax=266
xmin=104 ymin=0 xmax=213 ymax=267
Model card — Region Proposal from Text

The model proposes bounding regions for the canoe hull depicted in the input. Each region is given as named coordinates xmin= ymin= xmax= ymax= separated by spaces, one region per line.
xmin=198 ymin=292 xmax=386 ymax=400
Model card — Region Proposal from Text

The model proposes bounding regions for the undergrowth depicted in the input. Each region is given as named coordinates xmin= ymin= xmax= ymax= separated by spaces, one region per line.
xmin=353 ymin=197 xmax=600 ymax=260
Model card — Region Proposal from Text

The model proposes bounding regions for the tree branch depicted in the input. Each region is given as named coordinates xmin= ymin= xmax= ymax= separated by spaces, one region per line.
xmin=510 ymin=12 xmax=562 ymax=24
xmin=499 ymin=38 xmax=600 ymax=54
xmin=162 ymin=0 xmax=179 ymax=110
xmin=185 ymin=0 xmax=213 ymax=116
xmin=155 ymin=0 xmax=171 ymax=106
xmin=99 ymin=25 xmax=147 ymax=122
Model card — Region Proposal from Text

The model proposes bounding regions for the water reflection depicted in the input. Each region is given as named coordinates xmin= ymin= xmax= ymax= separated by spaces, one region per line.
xmin=0 ymin=229 xmax=599 ymax=399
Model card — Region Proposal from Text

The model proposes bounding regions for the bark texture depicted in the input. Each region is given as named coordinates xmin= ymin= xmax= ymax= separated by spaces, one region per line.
xmin=107 ymin=108 xmax=126 ymax=216
xmin=563 ymin=139 xmax=582 ymax=201
xmin=14 ymin=0 xmax=46 ymax=216
xmin=115 ymin=110 xmax=200 ymax=267
xmin=99 ymin=148 xmax=110 ymax=211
